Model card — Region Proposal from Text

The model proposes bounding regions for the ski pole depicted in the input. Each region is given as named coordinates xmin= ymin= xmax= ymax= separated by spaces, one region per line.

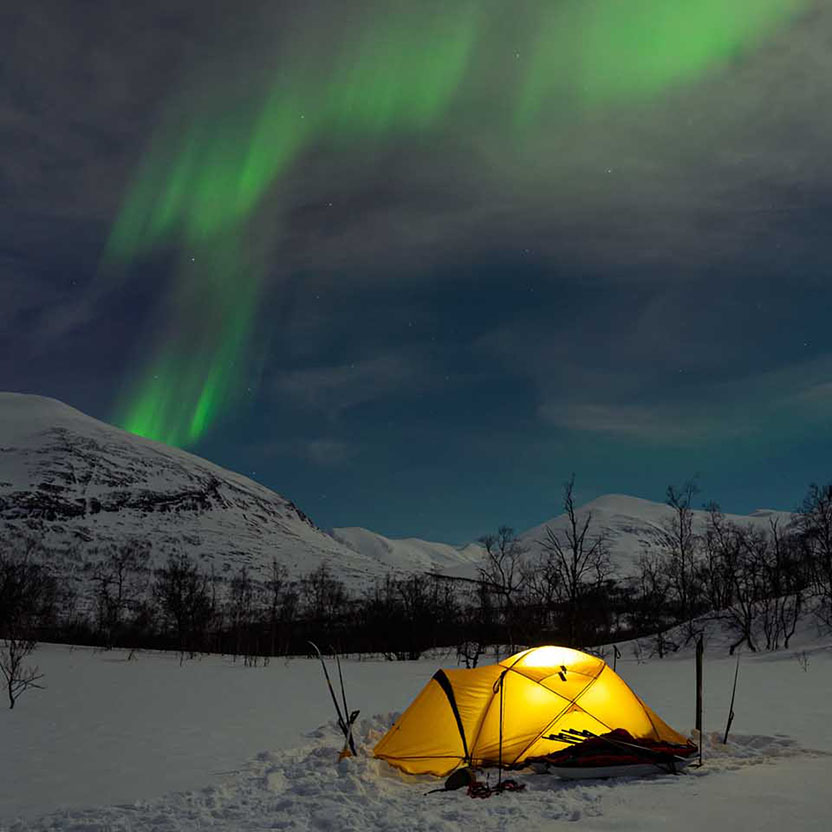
xmin=723 ymin=652 xmax=741 ymax=744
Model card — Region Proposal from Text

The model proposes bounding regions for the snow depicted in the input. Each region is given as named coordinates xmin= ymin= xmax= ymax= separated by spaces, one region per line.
xmin=331 ymin=527 xmax=484 ymax=578
xmin=2 ymin=631 xmax=831 ymax=831
xmin=2 ymin=393 xmax=828 ymax=829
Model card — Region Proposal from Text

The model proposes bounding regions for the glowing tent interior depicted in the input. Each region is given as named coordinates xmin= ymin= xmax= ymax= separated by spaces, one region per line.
xmin=373 ymin=645 xmax=690 ymax=776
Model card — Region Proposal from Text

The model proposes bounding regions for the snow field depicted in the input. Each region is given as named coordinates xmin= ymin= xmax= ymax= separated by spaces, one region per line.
xmin=2 ymin=639 xmax=831 ymax=830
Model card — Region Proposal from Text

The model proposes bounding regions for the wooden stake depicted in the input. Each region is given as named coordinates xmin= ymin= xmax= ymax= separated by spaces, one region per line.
xmin=695 ymin=634 xmax=703 ymax=766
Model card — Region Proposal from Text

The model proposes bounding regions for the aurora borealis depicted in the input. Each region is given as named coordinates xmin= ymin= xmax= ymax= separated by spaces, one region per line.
xmin=102 ymin=0 xmax=807 ymax=447
xmin=6 ymin=0 xmax=832 ymax=540
xmin=105 ymin=3 xmax=483 ymax=445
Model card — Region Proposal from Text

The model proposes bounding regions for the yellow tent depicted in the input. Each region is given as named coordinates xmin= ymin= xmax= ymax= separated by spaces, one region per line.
xmin=374 ymin=645 xmax=688 ymax=776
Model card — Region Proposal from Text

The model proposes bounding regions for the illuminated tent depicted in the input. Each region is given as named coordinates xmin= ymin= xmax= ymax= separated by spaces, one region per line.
xmin=374 ymin=645 xmax=688 ymax=776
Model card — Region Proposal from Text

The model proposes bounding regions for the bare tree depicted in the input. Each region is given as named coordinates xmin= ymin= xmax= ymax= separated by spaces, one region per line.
xmin=0 ymin=540 xmax=55 ymax=708
xmin=92 ymin=540 xmax=150 ymax=649
xmin=726 ymin=526 xmax=761 ymax=654
xmin=207 ymin=563 xmax=224 ymax=654
xmin=396 ymin=574 xmax=433 ymax=660
xmin=458 ymin=578 xmax=495 ymax=666
xmin=794 ymin=483 xmax=832 ymax=628
xmin=699 ymin=506 xmax=759 ymax=652
xmin=478 ymin=526 xmax=527 ymax=651
xmin=700 ymin=503 xmax=734 ymax=615
xmin=657 ymin=480 xmax=702 ymax=641
xmin=700 ymin=506 xmax=807 ymax=653
xmin=0 ymin=634 xmax=44 ymax=709
xmin=300 ymin=563 xmax=347 ymax=623
xmin=265 ymin=559 xmax=291 ymax=659
xmin=634 ymin=552 xmax=674 ymax=657
xmin=227 ymin=566 xmax=261 ymax=664
xmin=155 ymin=553 xmax=212 ymax=663
xmin=539 ymin=476 xmax=612 ymax=647
xmin=772 ymin=520 xmax=804 ymax=649
xmin=754 ymin=518 xmax=803 ymax=651
xmin=521 ymin=554 xmax=561 ymax=636
xmin=456 ymin=638 xmax=486 ymax=669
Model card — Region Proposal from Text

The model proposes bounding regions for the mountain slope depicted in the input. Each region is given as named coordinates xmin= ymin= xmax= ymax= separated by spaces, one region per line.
xmin=0 ymin=393 xmax=399 ymax=587
xmin=330 ymin=526 xmax=483 ymax=576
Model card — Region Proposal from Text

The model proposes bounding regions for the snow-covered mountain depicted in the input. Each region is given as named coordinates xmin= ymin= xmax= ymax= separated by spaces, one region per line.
xmin=518 ymin=493 xmax=792 ymax=577
xmin=331 ymin=495 xmax=793 ymax=583
xmin=0 ymin=393 xmax=795 ymax=592
xmin=0 ymin=393 xmax=476 ymax=590
xmin=330 ymin=526 xmax=483 ymax=577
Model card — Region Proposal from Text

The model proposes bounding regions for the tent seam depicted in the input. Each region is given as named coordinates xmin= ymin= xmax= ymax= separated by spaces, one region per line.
xmin=508 ymin=660 xmax=609 ymax=764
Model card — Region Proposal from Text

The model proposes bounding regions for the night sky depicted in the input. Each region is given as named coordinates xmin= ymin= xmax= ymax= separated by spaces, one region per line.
xmin=4 ymin=1 xmax=832 ymax=542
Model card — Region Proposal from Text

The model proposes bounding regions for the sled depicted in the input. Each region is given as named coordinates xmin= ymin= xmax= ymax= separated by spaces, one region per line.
xmin=544 ymin=756 xmax=692 ymax=780
xmin=534 ymin=728 xmax=697 ymax=779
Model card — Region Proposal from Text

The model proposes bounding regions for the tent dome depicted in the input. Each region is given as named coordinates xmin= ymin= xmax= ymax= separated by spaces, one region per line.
xmin=374 ymin=645 xmax=687 ymax=776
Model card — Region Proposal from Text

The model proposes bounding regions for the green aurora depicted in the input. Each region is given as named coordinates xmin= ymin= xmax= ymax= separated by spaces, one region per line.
xmin=106 ymin=0 xmax=808 ymax=447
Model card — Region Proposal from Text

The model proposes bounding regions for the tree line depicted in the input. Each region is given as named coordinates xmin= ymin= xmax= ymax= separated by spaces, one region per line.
xmin=475 ymin=477 xmax=832 ymax=658
xmin=3 ymin=477 xmax=832 ymax=706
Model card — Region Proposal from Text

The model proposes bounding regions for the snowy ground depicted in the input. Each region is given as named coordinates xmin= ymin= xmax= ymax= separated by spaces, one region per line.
xmin=2 ymin=634 xmax=831 ymax=831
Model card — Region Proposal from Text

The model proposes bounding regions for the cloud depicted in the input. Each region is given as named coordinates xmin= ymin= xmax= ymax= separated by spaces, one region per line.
xmin=535 ymin=352 xmax=832 ymax=445
xmin=272 ymin=353 xmax=427 ymax=417
xmin=257 ymin=437 xmax=358 ymax=467
xmin=0 ymin=261 xmax=98 ymax=352
xmin=538 ymin=402 xmax=716 ymax=443
xmin=299 ymin=438 xmax=356 ymax=466
xmin=797 ymin=381 xmax=832 ymax=403
xmin=8 ymin=1 xmax=832 ymax=294
xmin=0 ymin=264 xmax=54 ymax=329
xmin=265 ymin=0 xmax=832 ymax=285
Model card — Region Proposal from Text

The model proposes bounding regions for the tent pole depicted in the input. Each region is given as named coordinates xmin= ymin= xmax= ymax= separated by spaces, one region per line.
xmin=496 ymin=669 xmax=507 ymax=788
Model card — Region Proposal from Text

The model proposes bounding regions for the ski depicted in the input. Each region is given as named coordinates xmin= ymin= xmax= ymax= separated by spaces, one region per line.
xmin=332 ymin=645 xmax=359 ymax=757
xmin=308 ymin=641 xmax=358 ymax=757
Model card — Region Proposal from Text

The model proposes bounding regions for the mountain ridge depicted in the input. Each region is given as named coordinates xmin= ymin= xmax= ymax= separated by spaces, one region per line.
xmin=0 ymin=393 xmax=409 ymax=589
xmin=0 ymin=393 xmax=793 ymax=587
